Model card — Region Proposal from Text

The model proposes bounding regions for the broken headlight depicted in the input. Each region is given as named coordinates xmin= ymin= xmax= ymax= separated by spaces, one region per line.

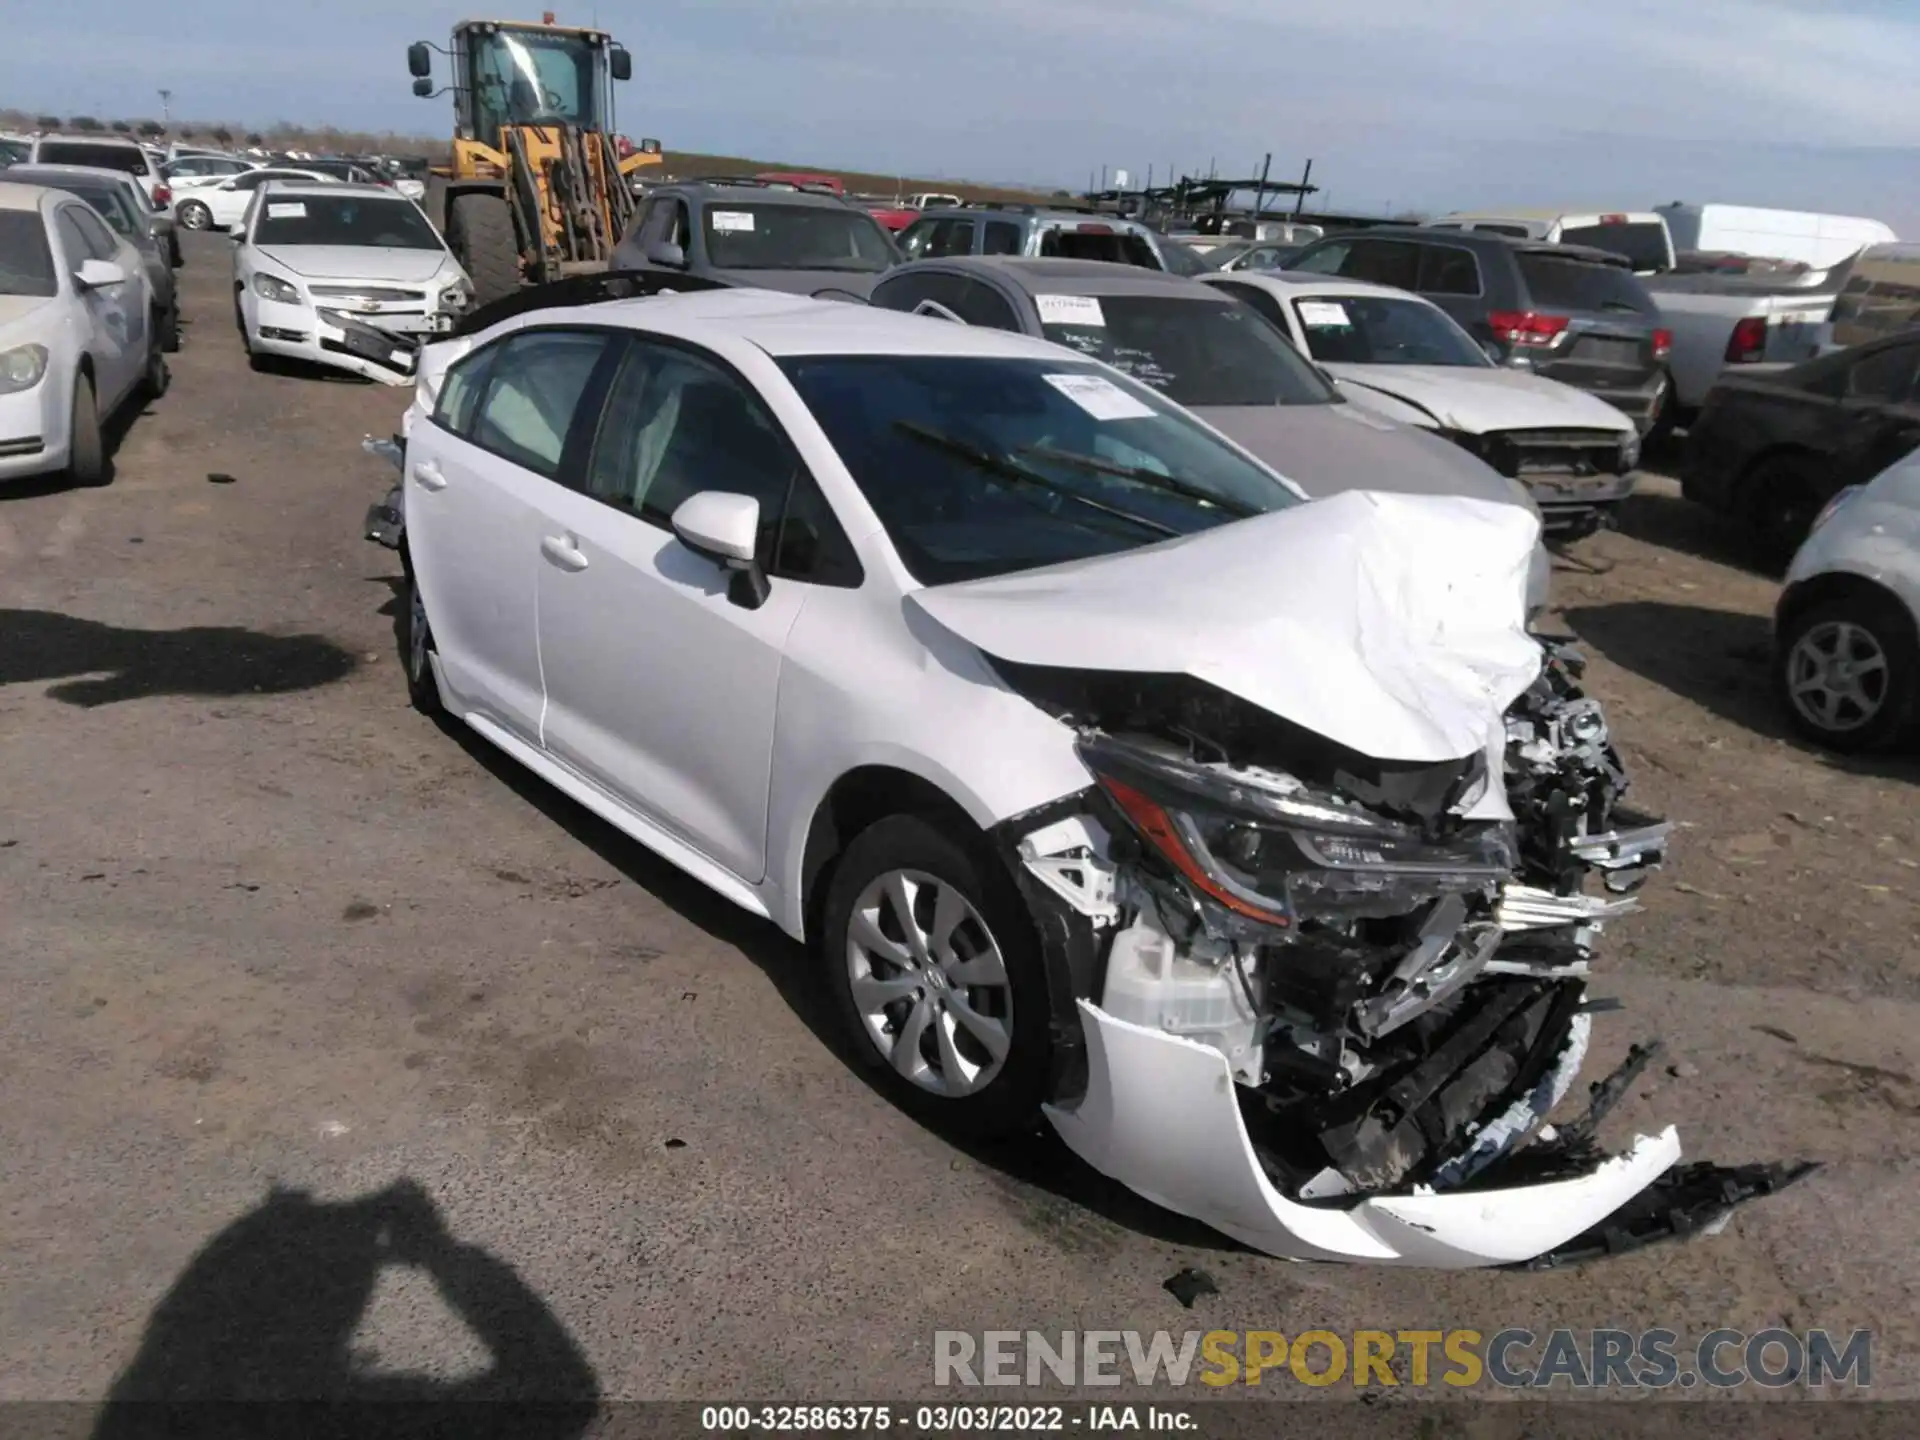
xmin=1078 ymin=734 xmax=1515 ymax=926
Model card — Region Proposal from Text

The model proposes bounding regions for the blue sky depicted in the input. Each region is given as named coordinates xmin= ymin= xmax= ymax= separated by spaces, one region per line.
xmin=7 ymin=0 xmax=1917 ymax=228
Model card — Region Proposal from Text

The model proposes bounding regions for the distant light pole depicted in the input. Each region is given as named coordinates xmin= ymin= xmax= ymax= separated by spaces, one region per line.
xmin=158 ymin=88 xmax=172 ymax=127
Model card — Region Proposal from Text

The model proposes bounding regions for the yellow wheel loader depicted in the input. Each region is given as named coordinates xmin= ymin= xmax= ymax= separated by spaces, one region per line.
xmin=407 ymin=13 xmax=664 ymax=303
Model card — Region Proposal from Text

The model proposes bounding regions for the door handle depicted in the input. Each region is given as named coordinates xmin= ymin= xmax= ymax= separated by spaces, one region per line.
xmin=541 ymin=534 xmax=590 ymax=572
xmin=411 ymin=459 xmax=447 ymax=491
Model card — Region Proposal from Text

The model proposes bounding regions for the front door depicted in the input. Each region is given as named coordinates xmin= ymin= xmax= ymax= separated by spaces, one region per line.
xmin=55 ymin=206 xmax=141 ymax=407
xmin=531 ymin=336 xmax=810 ymax=883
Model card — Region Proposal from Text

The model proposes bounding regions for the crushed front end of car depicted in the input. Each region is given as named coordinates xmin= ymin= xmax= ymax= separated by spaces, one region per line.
xmin=924 ymin=492 xmax=1812 ymax=1268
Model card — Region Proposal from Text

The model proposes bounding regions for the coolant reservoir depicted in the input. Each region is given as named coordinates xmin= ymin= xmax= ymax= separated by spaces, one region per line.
xmin=1099 ymin=918 xmax=1262 ymax=1083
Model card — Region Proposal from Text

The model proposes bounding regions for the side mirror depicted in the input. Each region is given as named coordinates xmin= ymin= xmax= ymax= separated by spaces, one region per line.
xmin=75 ymin=259 xmax=127 ymax=290
xmin=411 ymin=77 xmax=434 ymax=98
xmin=645 ymin=240 xmax=686 ymax=269
xmin=407 ymin=41 xmax=433 ymax=78
xmin=609 ymin=45 xmax=633 ymax=82
xmin=672 ymin=492 xmax=770 ymax=609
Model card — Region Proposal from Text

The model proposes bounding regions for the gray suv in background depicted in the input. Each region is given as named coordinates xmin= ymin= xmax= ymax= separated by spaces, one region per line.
xmin=897 ymin=205 xmax=1174 ymax=271
xmin=613 ymin=178 xmax=902 ymax=298
xmin=1285 ymin=227 xmax=1673 ymax=432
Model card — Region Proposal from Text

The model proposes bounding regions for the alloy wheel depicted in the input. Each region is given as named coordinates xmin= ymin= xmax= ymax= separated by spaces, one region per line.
xmin=1786 ymin=619 xmax=1889 ymax=734
xmin=845 ymin=869 xmax=1012 ymax=1099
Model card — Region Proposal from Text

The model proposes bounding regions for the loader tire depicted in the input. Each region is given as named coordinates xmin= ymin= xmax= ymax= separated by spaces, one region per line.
xmin=446 ymin=192 xmax=523 ymax=307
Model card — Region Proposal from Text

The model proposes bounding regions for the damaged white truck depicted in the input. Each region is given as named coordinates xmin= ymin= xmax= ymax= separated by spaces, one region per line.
xmin=366 ymin=276 xmax=1810 ymax=1268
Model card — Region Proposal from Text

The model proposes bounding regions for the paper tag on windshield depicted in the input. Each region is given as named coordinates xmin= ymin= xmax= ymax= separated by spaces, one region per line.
xmin=1043 ymin=372 xmax=1155 ymax=421
xmin=266 ymin=202 xmax=307 ymax=219
xmin=711 ymin=210 xmax=755 ymax=233
xmin=1036 ymin=294 xmax=1105 ymax=327
xmin=1296 ymin=299 xmax=1351 ymax=327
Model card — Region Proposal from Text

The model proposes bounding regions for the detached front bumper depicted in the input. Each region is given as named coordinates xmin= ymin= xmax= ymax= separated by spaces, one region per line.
xmin=1527 ymin=470 xmax=1639 ymax=536
xmin=251 ymin=299 xmax=428 ymax=385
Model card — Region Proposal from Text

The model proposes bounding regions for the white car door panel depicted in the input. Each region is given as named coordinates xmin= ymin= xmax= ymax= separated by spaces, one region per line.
xmin=533 ymin=338 xmax=813 ymax=883
xmin=54 ymin=206 xmax=139 ymax=406
xmin=416 ymin=328 xmax=616 ymax=741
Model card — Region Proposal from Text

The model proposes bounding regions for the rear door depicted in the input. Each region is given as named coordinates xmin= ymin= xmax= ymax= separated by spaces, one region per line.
xmin=405 ymin=326 xmax=619 ymax=743
xmin=1832 ymin=341 xmax=1920 ymax=486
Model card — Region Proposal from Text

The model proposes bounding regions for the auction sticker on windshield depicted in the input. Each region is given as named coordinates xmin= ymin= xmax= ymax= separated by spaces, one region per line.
xmin=1036 ymin=294 xmax=1105 ymax=327
xmin=711 ymin=211 xmax=755 ymax=233
xmin=1297 ymin=299 xmax=1351 ymax=328
xmin=266 ymin=202 xmax=307 ymax=219
xmin=1043 ymin=372 xmax=1156 ymax=421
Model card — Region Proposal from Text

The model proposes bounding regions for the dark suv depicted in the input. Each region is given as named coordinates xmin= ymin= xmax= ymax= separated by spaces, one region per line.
xmin=612 ymin=177 xmax=902 ymax=298
xmin=1285 ymin=228 xmax=1672 ymax=432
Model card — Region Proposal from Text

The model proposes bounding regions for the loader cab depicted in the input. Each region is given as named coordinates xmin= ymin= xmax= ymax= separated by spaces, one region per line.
xmin=409 ymin=19 xmax=631 ymax=146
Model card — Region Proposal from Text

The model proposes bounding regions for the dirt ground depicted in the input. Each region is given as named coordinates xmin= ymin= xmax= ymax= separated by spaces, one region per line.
xmin=1 ymin=236 xmax=1914 ymax=1420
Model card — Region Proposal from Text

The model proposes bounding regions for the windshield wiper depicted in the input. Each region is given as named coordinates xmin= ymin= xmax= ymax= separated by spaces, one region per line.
xmin=893 ymin=422 xmax=1178 ymax=538
xmin=1014 ymin=443 xmax=1260 ymax=519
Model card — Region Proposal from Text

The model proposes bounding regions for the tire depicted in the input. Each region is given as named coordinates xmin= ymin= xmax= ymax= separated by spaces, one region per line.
xmin=445 ymin=191 xmax=522 ymax=307
xmin=819 ymin=814 xmax=1054 ymax=1138
xmin=177 ymin=200 xmax=212 ymax=232
xmin=1642 ymin=370 xmax=1679 ymax=453
xmin=1775 ymin=593 xmax=1920 ymax=753
xmin=65 ymin=373 xmax=107 ymax=487
xmin=168 ymin=232 xmax=183 ymax=268
xmin=139 ymin=346 xmax=170 ymax=403
xmin=399 ymin=558 xmax=444 ymax=716
xmin=159 ymin=302 xmax=181 ymax=354
xmin=1744 ymin=452 xmax=1823 ymax=566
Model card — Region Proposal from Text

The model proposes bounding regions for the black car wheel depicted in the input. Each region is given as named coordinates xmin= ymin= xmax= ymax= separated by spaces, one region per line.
xmin=400 ymin=557 xmax=444 ymax=717
xmin=820 ymin=814 xmax=1054 ymax=1139
xmin=1776 ymin=593 xmax=1920 ymax=753
xmin=66 ymin=374 xmax=107 ymax=487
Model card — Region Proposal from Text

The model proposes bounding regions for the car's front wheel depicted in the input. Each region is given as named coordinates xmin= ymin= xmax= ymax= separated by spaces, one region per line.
xmin=820 ymin=814 xmax=1055 ymax=1138
xmin=1776 ymin=593 xmax=1920 ymax=752
xmin=66 ymin=374 xmax=107 ymax=487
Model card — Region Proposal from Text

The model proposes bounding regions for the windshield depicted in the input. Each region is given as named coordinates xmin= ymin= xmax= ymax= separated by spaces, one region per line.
xmin=1516 ymin=253 xmax=1656 ymax=315
xmin=1291 ymin=293 xmax=1489 ymax=367
xmin=36 ymin=142 xmax=147 ymax=176
xmin=779 ymin=354 xmax=1299 ymax=584
xmin=253 ymin=195 xmax=444 ymax=250
xmin=1558 ymin=220 xmax=1670 ymax=273
xmin=702 ymin=203 xmax=897 ymax=272
xmin=469 ymin=27 xmax=605 ymax=138
xmin=0 ymin=211 xmax=57 ymax=297
xmin=1039 ymin=294 xmax=1336 ymax=407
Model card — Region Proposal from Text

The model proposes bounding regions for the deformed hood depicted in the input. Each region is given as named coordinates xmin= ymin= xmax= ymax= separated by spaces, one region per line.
xmin=1191 ymin=401 xmax=1536 ymax=513
xmin=908 ymin=490 xmax=1544 ymax=763
xmin=1327 ymin=365 xmax=1640 ymax=437
xmin=257 ymin=245 xmax=452 ymax=282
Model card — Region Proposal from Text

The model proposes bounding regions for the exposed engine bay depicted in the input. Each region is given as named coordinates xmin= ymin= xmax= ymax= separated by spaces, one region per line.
xmin=992 ymin=640 xmax=1812 ymax=1267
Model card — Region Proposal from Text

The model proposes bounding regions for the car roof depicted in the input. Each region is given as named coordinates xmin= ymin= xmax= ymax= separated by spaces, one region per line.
xmin=661 ymin=182 xmax=854 ymax=209
xmin=512 ymin=286 xmax=1081 ymax=360
xmin=37 ymin=133 xmax=143 ymax=148
xmin=1203 ymin=272 xmax=1422 ymax=303
xmin=258 ymin=182 xmax=401 ymax=200
xmin=1436 ymin=207 xmax=1663 ymax=223
xmin=1 ymin=163 xmax=131 ymax=187
xmin=1308 ymin=225 xmax=1633 ymax=267
xmin=0 ymin=181 xmax=57 ymax=213
xmin=898 ymin=256 xmax=1224 ymax=299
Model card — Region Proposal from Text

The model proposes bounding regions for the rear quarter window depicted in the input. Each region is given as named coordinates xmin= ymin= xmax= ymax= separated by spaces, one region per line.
xmin=1516 ymin=253 xmax=1655 ymax=314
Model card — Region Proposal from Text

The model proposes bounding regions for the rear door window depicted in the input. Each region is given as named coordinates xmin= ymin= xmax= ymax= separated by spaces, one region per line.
xmin=1845 ymin=344 xmax=1920 ymax=403
xmin=1515 ymin=253 xmax=1655 ymax=314
xmin=1342 ymin=239 xmax=1421 ymax=290
xmin=1417 ymin=245 xmax=1482 ymax=296
xmin=981 ymin=221 xmax=1022 ymax=256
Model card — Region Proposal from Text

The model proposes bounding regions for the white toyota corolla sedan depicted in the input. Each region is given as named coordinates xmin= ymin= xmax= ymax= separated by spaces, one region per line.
xmin=369 ymin=278 xmax=1804 ymax=1267
xmin=0 ymin=181 xmax=165 ymax=485
xmin=233 ymin=183 xmax=472 ymax=382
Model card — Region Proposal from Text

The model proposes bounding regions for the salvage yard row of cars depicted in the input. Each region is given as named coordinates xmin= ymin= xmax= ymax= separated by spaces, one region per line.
xmin=5 ymin=143 xmax=1919 ymax=1265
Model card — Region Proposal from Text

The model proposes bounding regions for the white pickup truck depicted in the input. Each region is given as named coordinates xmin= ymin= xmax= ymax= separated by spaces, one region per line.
xmin=1643 ymin=268 xmax=1842 ymax=424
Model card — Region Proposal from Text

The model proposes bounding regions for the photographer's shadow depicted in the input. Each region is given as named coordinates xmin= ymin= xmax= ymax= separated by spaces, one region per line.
xmin=92 ymin=1180 xmax=600 ymax=1440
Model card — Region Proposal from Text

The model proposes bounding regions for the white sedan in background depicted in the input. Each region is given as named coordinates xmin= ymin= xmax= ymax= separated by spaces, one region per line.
xmin=233 ymin=182 xmax=472 ymax=383
xmin=172 ymin=167 xmax=337 ymax=232
xmin=0 ymin=182 xmax=165 ymax=484
xmin=1204 ymin=272 xmax=1644 ymax=537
